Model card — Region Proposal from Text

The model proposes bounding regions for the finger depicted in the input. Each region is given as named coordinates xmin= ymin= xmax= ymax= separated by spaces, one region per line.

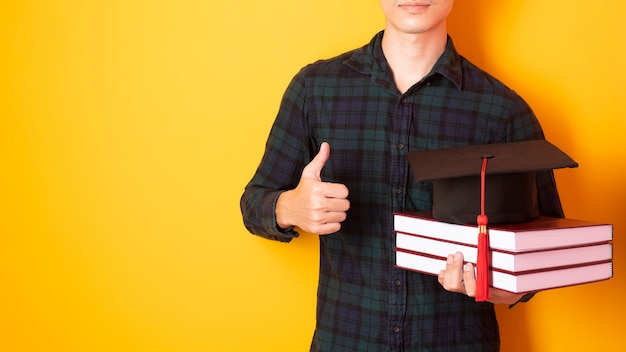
xmin=326 ymin=209 xmax=348 ymax=223
xmin=315 ymin=222 xmax=342 ymax=235
xmin=437 ymin=254 xmax=457 ymax=289
xmin=438 ymin=269 xmax=445 ymax=285
xmin=444 ymin=252 xmax=464 ymax=286
xmin=306 ymin=212 xmax=345 ymax=235
xmin=302 ymin=142 xmax=330 ymax=181
xmin=321 ymin=186 xmax=350 ymax=205
xmin=462 ymin=263 xmax=477 ymax=297
xmin=323 ymin=199 xmax=350 ymax=216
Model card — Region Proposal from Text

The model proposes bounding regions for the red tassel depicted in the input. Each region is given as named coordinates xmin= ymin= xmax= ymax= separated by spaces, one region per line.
xmin=476 ymin=214 xmax=490 ymax=302
xmin=476 ymin=157 xmax=491 ymax=302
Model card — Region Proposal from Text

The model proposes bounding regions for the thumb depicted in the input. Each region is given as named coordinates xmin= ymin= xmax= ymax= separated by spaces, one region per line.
xmin=302 ymin=142 xmax=330 ymax=181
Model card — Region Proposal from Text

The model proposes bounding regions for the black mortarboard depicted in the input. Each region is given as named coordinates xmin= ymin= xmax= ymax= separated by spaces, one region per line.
xmin=406 ymin=139 xmax=578 ymax=301
xmin=406 ymin=140 xmax=578 ymax=225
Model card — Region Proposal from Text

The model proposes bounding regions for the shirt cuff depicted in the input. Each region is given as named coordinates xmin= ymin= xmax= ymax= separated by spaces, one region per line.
xmin=265 ymin=191 xmax=300 ymax=242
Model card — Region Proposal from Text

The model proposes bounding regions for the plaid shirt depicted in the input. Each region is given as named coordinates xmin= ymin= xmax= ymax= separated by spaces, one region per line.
xmin=241 ymin=31 xmax=563 ymax=352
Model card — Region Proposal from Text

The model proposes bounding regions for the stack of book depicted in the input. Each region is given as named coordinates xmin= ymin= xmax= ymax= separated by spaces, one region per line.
xmin=394 ymin=212 xmax=613 ymax=293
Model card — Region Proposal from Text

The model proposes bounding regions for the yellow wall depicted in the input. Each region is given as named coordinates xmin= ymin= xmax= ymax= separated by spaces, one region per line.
xmin=1 ymin=1 xmax=623 ymax=351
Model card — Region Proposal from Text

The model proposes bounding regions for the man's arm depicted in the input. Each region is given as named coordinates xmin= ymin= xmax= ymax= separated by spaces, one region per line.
xmin=241 ymin=142 xmax=350 ymax=240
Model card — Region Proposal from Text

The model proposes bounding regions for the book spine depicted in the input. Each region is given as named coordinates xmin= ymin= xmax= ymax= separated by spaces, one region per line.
xmin=395 ymin=247 xmax=611 ymax=275
xmin=395 ymin=232 xmax=612 ymax=271
xmin=395 ymin=250 xmax=612 ymax=293
xmin=394 ymin=213 xmax=613 ymax=252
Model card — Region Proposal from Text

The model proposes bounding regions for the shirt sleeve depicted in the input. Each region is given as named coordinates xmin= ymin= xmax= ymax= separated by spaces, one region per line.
xmin=504 ymin=90 xmax=565 ymax=219
xmin=502 ymin=95 xmax=564 ymax=308
xmin=240 ymin=68 xmax=313 ymax=242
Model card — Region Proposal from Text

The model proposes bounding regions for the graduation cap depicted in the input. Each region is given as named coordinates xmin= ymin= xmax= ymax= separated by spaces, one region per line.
xmin=406 ymin=139 xmax=578 ymax=301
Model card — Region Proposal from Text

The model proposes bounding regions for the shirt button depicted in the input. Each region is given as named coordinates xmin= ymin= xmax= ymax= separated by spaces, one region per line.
xmin=394 ymin=279 xmax=402 ymax=286
xmin=393 ymin=327 xmax=401 ymax=333
xmin=396 ymin=143 xmax=405 ymax=150
xmin=394 ymin=188 xmax=402 ymax=195
xmin=400 ymin=97 xmax=408 ymax=104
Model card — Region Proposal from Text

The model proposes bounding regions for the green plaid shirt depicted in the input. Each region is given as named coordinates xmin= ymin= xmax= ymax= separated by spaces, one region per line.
xmin=241 ymin=31 xmax=563 ymax=352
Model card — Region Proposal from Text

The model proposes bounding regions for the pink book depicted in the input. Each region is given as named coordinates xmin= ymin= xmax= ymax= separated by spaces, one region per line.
xmin=395 ymin=250 xmax=612 ymax=293
xmin=395 ymin=232 xmax=612 ymax=272
xmin=394 ymin=211 xmax=613 ymax=252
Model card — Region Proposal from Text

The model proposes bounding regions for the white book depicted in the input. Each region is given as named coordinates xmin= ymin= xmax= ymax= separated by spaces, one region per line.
xmin=394 ymin=212 xmax=613 ymax=252
xmin=395 ymin=232 xmax=613 ymax=272
xmin=395 ymin=250 xmax=613 ymax=293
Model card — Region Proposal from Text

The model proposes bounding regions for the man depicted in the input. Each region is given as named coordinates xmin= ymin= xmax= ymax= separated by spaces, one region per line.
xmin=241 ymin=0 xmax=563 ymax=350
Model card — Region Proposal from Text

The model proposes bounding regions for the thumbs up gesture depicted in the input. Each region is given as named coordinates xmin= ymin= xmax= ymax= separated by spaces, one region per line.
xmin=276 ymin=142 xmax=350 ymax=235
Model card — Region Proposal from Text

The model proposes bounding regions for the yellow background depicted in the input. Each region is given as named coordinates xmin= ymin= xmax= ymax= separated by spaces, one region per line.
xmin=1 ymin=1 xmax=624 ymax=351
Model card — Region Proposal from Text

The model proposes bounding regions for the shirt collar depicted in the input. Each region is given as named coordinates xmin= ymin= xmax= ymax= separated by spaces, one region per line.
xmin=344 ymin=31 xmax=464 ymax=91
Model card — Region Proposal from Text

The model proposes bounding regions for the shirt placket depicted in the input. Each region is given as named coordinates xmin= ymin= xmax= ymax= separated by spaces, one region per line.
xmin=388 ymin=92 xmax=413 ymax=352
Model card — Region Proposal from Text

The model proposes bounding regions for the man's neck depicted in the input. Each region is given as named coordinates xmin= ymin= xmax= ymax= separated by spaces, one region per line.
xmin=381 ymin=27 xmax=448 ymax=94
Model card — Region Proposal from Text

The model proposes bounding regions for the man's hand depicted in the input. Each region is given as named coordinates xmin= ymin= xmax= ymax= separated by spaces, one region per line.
xmin=438 ymin=252 xmax=526 ymax=305
xmin=276 ymin=142 xmax=350 ymax=235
